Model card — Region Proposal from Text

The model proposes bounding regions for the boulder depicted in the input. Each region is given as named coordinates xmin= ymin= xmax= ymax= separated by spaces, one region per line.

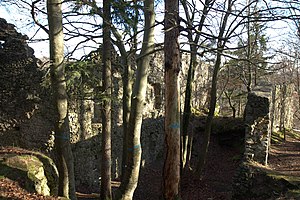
xmin=0 ymin=147 xmax=58 ymax=196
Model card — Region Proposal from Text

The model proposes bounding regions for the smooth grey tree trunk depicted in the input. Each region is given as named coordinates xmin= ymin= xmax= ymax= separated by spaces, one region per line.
xmin=47 ymin=0 xmax=77 ymax=199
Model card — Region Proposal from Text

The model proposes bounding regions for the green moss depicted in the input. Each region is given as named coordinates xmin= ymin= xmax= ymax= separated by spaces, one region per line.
xmin=1 ymin=154 xmax=51 ymax=195
xmin=0 ymin=159 xmax=36 ymax=193
xmin=33 ymin=153 xmax=58 ymax=196
xmin=289 ymin=130 xmax=300 ymax=140
xmin=272 ymin=130 xmax=300 ymax=144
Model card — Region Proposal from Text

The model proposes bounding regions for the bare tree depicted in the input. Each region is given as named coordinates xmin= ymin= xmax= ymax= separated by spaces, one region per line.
xmin=180 ymin=0 xmax=215 ymax=170
xmin=195 ymin=0 xmax=233 ymax=177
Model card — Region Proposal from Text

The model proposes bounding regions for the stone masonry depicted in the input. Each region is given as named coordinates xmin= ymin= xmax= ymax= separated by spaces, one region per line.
xmin=244 ymin=92 xmax=271 ymax=165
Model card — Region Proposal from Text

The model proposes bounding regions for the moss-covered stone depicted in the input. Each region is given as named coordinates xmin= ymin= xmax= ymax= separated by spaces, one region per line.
xmin=0 ymin=149 xmax=58 ymax=196
xmin=3 ymin=154 xmax=50 ymax=195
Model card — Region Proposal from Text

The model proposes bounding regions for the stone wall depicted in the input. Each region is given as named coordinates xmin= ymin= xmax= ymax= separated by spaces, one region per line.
xmin=244 ymin=92 xmax=271 ymax=165
xmin=71 ymin=117 xmax=164 ymax=191
xmin=0 ymin=18 xmax=45 ymax=148
xmin=242 ymin=82 xmax=295 ymax=165
xmin=233 ymin=83 xmax=296 ymax=198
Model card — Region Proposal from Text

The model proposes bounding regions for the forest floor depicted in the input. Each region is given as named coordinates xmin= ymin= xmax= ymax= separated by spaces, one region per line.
xmin=1 ymin=127 xmax=300 ymax=199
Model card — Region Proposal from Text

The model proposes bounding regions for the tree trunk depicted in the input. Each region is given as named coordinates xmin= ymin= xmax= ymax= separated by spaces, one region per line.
xmin=47 ymin=1 xmax=77 ymax=199
xmin=181 ymin=51 xmax=197 ymax=169
xmin=270 ymin=85 xmax=276 ymax=133
xmin=111 ymin=27 xmax=133 ymax=180
xmin=101 ymin=0 xmax=112 ymax=199
xmin=187 ymin=122 xmax=195 ymax=169
xmin=163 ymin=0 xmax=181 ymax=198
xmin=115 ymin=0 xmax=155 ymax=199
xmin=121 ymin=54 xmax=133 ymax=181
xmin=225 ymin=91 xmax=236 ymax=118
xmin=280 ymin=84 xmax=287 ymax=140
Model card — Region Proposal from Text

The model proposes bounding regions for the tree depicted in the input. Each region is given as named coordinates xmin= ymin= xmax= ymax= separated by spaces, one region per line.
xmin=101 ymin=0 xmax=112 ymax=199
xmin=195 ymin=0 xmax=233 ymax=176
xmin=115 ymin=0 xmax=155 ymax=199
xmin=47 ymin=0 xmax=77 ymax=199
xmin=180 ymin=0 xmax=215 ymax=170
xmin=163 ymin=0 xmax=181 ymax=198
xmin=234 ymin=2 xmax=269 ymax=92
xmin=215 ymin=1 xmax=270 ymax=119
xmin=217 ymin=61 xmax=247 ymax=118
xmin=109 ymin=0 xmax=137 ymax=179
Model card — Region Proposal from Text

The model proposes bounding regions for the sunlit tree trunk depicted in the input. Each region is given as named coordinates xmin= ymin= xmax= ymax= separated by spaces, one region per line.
xmin=101 ymin=0 xmax=112 ymax=199
xmin=47 ymin=0 xmax=77 ymax=199
xmin=163 ymin=0 xmax=181 ymax=198
xmin=115 ymin=0 xmax=155 ymax=199
xmin=279 ymin=84 xmax=287 ymax=140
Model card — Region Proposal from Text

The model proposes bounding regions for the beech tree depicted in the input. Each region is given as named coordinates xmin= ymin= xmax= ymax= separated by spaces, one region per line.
xmin=163 ymin=0 xmax=181 ymax=198
xmin=115 ymin=0 xmax=155 ymax=199
xmin=47 ymin=0 xmax=77 ymax=199
xmin=109 ymin=1 xmax=137 ymax=179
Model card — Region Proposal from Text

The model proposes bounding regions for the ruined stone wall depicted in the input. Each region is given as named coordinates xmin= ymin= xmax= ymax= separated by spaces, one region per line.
xmin=244 ymin=92 xmax=270 ymax=165
xmin=232 ymin=87 xmax=272 ymax=198
xmin=233 ymin=83 xmax=296 ymax=198
xmin=0 ymin=18 xmax=47 ymax=148
xmin=242 ymin=82 xmax=296 ymax=165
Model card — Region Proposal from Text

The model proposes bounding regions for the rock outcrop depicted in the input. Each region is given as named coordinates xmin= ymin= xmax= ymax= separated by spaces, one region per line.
xmin=0 ymin=147 xmax=58 ymax=196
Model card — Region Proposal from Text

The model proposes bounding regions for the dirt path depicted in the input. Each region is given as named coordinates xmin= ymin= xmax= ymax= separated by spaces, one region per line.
xmin=268 ymin=133 xmax=300 ymax=177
